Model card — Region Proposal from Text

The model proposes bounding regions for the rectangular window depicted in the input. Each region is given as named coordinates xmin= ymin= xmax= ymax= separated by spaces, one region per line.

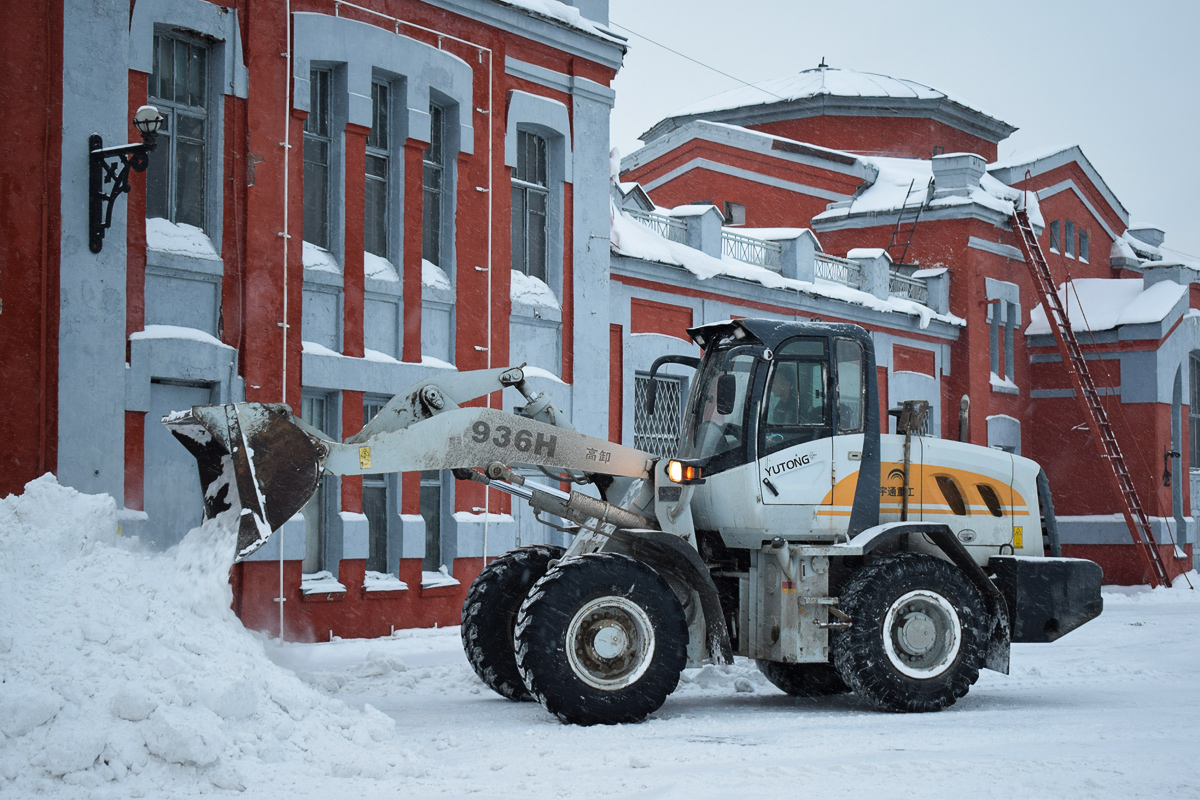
xmin=365 ymin=81 xmax=389 ymax=259
xmin=363 ymin=401 xmax=388 ymax=573
xmin=146 ymin=33 xmax=208 ymax=230
xmin=511 ymin=130 xmax=549 ymax=281
xmin=1049 ymin=220 xmax=1060 ymax=253
xmin=1065 ymin=220 xmax=1076 ymax=258
xmin=633 ymin=374 xmax=683 ymax=459
xmin=420 ymin=470 xmax=442 ymax=572
xmin=724 ymin=201 xmax=746 ymax=226
xmin=835 ymin=338 xmax=864 ymax=433
xmin=1079 ymin=229 xmax=1089 ymax=263
xmin=422 ymin=104 xmax=445 ymax=265
xmin=303 ymin=68 xmax=332 ymax=250
xmin=300 ymin=395 xmax=329 ymax=574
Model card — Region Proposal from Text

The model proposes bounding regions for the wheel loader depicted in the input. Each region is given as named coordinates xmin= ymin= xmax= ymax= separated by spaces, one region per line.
xmin=165 ymin=319 xmax=1103 ymax=725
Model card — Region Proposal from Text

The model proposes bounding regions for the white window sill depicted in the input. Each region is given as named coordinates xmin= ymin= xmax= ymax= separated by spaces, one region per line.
xmin=300 ymin=570 xmax=346 ymax=596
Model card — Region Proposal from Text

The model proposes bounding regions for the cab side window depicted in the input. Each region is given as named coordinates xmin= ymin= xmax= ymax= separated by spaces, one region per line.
xmin=761 ymin=338 xmax=829 ymax=455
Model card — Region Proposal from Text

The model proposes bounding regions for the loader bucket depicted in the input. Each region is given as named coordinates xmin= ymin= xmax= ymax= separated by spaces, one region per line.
xmin=163 ymin=403 xmax=329 ymax=561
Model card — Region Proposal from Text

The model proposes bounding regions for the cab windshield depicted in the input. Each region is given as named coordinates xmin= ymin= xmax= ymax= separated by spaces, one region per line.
xmin=679 ymin=342 xmax=761 ymax=463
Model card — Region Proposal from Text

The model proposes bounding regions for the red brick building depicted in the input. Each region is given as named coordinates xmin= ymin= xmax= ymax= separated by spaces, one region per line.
xmin=617 ymin=65 xmax=1197 ymax=584
xmin=1 ymin=0 xmax=625 ymax=639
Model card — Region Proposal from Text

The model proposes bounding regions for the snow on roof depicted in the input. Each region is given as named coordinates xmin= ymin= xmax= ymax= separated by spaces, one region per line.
xmin=671 ymin=66 xmax=952 ymax=118
xmin=610 ymin=201 xmax=962 ymax=329
xmin=1122 ymin=231 xmax=1163 ymax=261
xmin=494 ymin=0 xmax=622 ymax=43
xmin=990 ymin=144 xmax=1078 ymax=171
xmin=1025 ymin=278 xmax=1186 ymax=336
xmin=814 ymin=155 xmax=1044 ymax=227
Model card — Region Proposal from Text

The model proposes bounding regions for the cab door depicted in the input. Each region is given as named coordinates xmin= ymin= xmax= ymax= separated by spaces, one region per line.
xmin=758 ymin=338 xmax=834 ymax=507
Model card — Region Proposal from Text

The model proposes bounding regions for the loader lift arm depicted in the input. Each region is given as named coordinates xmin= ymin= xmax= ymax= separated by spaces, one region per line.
xmin=164 ymin=366 xmax=657 ymax=560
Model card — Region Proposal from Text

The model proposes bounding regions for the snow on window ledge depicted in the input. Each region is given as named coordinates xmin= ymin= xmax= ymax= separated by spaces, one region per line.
xmin=421 ymin=566 xmax=460 ymax=589
xmin=145 ymin=218 xmax=220 ymax=261
xmin=364 ymin=571 xmax=409 ymax=592
xmin=301 ymin=570 xmax=346 ymax=596
xmin=990 ymin=372 xmax=1019 ymax=395
xmin=303 ymin=241 xmax=341 ymax=274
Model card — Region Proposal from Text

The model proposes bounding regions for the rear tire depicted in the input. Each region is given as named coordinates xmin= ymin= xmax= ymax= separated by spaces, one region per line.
xmin=461 ymin=544 xmax=564 ymax=701
xmin=515 ymin=553 xmax=687 ymax=726
xmin=755 ymin=660 xmax=850 ymax=697
xmin=831 ymin=552 xmax=987 ymax=712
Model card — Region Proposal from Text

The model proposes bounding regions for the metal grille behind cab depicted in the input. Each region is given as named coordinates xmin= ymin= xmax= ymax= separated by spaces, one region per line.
xmin=634 ymin=375 xmax=683 ymax=459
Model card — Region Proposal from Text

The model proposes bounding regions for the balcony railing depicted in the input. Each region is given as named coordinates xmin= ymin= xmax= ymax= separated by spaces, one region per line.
xmin=814 ymin=254 xmax=863 ymax=288
xmin=625 ymin=208 xmax=687 ymax=244
xmin=888 ymin=270 xmax=930 ymax=304
xmin=721 ymin=230 xmax=782 ymax=270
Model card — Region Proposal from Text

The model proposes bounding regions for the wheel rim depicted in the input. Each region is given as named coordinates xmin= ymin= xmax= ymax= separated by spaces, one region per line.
xmin=565 ymin=595 xmax=656 ymax=690
xmin=881 ymin=589 xmax=961 ymax=679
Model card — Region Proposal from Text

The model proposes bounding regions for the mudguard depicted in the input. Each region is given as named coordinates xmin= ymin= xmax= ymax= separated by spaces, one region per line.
xmin=606 ymin=528 xmax=734 ymax=665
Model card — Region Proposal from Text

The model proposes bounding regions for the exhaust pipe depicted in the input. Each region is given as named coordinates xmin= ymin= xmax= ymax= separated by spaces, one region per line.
xmin=164 ymin=403 xmax=329 ymax=560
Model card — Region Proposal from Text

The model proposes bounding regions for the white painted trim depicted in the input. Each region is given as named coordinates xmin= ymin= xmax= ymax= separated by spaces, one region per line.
xmin=1035 ymin=180 xmax=1120 ymax=242
xmin=968 ymin=236 xmax=1025 ymax=262
xmin=642 ymin=158 xmax=850 ymax=202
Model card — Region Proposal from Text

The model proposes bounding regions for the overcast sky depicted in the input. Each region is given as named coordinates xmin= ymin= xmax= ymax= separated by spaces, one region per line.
xmin=607 ymin=0 xmax=1200 ymax=261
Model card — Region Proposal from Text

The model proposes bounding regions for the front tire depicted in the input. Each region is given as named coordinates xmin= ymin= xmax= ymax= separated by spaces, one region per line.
xmin=831 ymin=552 xmax=987 ymax=712
xmin=515 ymin=553 xmax=687 ymax=726
xmin=461 ymin=544 xmax=564 ymax=701
xmin=756 ymin=661 xmax=850 ymax=697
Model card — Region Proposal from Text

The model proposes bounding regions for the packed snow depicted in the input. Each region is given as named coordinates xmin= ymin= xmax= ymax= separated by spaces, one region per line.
xmin=1025 ymin=278 xmax=1186 ymax=336
xmin=145 ymin=218 xmax=220 ymax=260
xmin=610 ymin=200 xmax=963 ymax=330
xmin=666 ymin=66 xmax=983 ymax=120
xmin=4 ymin=475 xmax=1200 ymax=798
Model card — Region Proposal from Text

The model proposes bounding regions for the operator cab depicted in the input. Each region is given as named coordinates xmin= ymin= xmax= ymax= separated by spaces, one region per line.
xmin=675 ymin=319 xmax=881 ymax=541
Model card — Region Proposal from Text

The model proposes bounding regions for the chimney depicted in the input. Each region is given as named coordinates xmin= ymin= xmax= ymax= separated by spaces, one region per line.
xmin=931 ymin=153 xmax=986 ymax=197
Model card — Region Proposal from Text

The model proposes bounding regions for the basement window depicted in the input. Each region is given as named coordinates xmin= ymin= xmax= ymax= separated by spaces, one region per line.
xmin=976 ymin=484 xmax=1004 ymax=517
xmin=935 ymin=475 xmax=968 ymax=516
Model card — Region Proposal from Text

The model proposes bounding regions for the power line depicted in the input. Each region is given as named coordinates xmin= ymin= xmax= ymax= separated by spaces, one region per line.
xmin=608 ymin=21 xmax=789 ymax=104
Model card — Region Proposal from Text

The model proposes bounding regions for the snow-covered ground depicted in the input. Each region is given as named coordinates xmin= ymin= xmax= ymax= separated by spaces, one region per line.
xmin=3 ymin=476 xmax=1200 ymax=799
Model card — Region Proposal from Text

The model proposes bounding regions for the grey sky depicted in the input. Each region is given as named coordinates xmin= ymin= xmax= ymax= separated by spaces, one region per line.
xmin=608 ymin=0 xmax=1200 ymax=261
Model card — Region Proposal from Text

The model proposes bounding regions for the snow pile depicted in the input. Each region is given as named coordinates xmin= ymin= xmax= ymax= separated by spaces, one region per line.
xmin=422 ymin=259 xmax=452 ymax=291
xmin=363 ymin=251 xmax=399 ymax=282
xmin=145 ymin=218 xmax=220 ymax=260
xmin=815 ymin=155 xmax=1045 ymax=228
xmin=0 ymin=475 xmax=421 ymax=797
xmin=510 ymin=269 xmax=560 ymax=309
xmin=1025 ymin=278 xmax=1186 ymax=336
xmin=302 ymin=241 xmax=340 ymax=273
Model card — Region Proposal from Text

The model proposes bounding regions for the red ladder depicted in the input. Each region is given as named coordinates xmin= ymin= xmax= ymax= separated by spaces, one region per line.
xmin=1011 ymin=209 xmax=1172 ymax=588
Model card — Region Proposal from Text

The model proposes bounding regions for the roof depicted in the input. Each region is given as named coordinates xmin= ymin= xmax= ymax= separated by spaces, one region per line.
xmin=814 ymin=155 xmax=1045 ymax=229
xmin=1025 ymin=278 xmax=1186 ymax=336
xmin=989 ymin=144 xmax=1130 ymax=227
xmin=640 ymin=65 xmax=1016 ymax=145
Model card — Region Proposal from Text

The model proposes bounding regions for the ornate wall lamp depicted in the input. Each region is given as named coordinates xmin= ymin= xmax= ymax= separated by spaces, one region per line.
xmin=88 ymin=105 xmax=165 ymax=253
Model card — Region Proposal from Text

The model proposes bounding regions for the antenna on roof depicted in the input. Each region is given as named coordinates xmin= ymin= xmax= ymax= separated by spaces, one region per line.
xmin=818 ymin=57 xmax=828 ymax=68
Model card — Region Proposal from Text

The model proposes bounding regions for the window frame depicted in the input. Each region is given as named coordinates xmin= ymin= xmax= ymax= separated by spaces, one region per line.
xmin=1049 ymin=220 xmax=1060 ymax=253
xmin=303 ymin=67 xmax=334 ymax=251
xmin=511 ymin=129 xmax=550 ymax=282
xmin=422 ymin=101 xmax=448 ymax=268
xmin=364 ymin=80 xmax=391 ymax=260
xmin=146 ymin=30 xmax=212 ymax=233
xmin=1065 ymin=220 xmax=1076 ymax=258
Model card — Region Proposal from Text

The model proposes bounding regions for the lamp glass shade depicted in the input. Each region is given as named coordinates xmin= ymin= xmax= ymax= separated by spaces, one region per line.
xmin=133 ymin=105 xmax=164 ymax=135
